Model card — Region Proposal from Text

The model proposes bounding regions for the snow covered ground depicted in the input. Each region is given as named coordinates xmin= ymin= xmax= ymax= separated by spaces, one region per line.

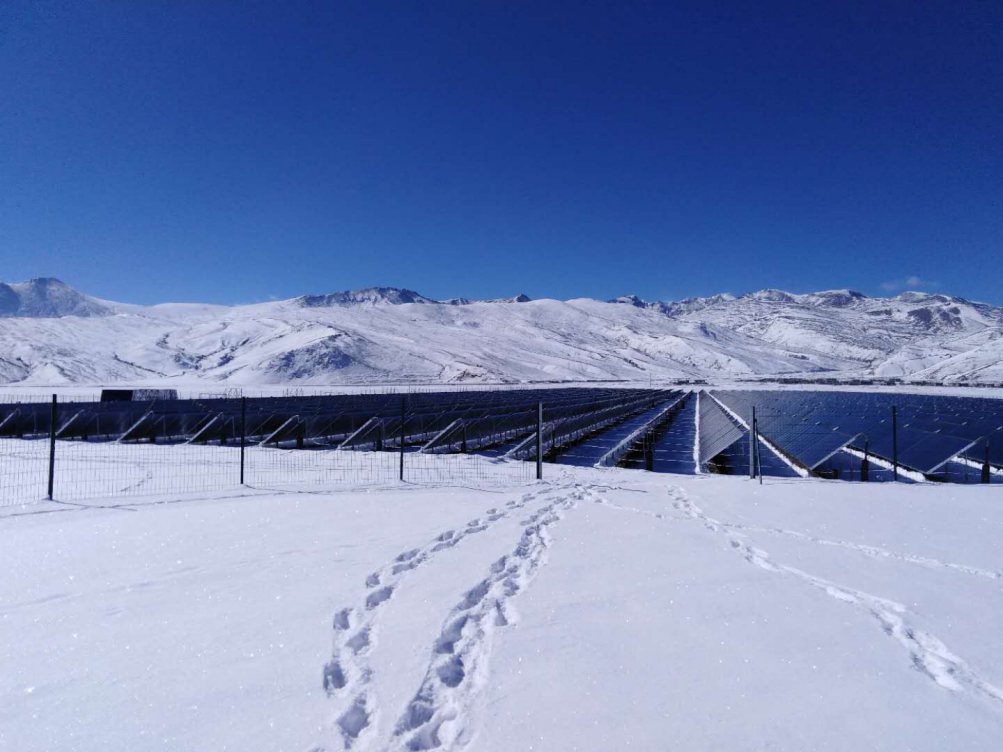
xmin=4 ymin=279 xmax=1003 ymax=387
xmin=3 ymin=468 xmax=1003 ymax=751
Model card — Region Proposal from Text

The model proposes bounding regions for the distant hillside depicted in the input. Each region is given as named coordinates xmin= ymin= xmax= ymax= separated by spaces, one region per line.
xmin=0 ymin=279 xmax=1001 ymax=386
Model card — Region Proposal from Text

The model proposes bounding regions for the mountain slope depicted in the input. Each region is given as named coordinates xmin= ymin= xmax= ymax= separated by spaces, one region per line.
xmin=0 ymin=280 xmax=1001 ymax=385
xmin=0 ymin=278 xmax=111 ymax=318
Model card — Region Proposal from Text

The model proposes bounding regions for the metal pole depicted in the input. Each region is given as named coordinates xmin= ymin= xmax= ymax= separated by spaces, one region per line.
xmin=984 ymin=441 xmax=991 ymax=485
xmin=861 ymin=438 xmax=870 ymax=483
xmin=399 ymin=397 xmax=406 ymax=481
xmin=240 ymin=397 xmax=246 ymax=485
xmin=749 ymin=406 xmax=756 ymax=479
xmin=755 ymin=417 xmax=762 ymax=485
xmin=47 ymin=394 xmax=57 ymax=500
xmin=536 ymin=401 xmax=543 ymax=480
xmin=892 ymin=406 xmax=898 ymax=482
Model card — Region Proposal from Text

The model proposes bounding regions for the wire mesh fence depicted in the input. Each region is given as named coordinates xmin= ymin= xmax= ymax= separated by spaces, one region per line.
xmin=4 ymin=388 xmax=1001 ymax=506
xmin=0 ymin=439 xmax=537 ymax=508
xmin=0 ymin=402 xmax=538 ymax=508
xmin=0 ymin=436 xmax=50 ymax=505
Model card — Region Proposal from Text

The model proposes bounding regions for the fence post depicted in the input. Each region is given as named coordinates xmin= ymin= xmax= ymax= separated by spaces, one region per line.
xmin=47 ymin=394 xmax=57 ymax=500
xmin=892 ymin=406 xmax=898 ymax=482
xmin=983 ymin=441 xmax=991 ymax=485
xmin=240 ymin=397 xmax=246 ymax=485
xmin=749 ymin=406 xmax=756 ymax=479
xmin=536 ymin=401 xmax=543 ymax=480
xmin=861 ymin=439 xmax=870 ymax=482
xmin=755 ymin=417 xmax=762 ymax=485
xmin=399 ymin=397 xmax=406 ymax=481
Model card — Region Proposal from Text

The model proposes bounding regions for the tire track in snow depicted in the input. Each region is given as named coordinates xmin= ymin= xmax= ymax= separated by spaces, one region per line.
xmin=669 ymin=488 xmax=1003 ymax=706
xmin=383 ymin=484 xmax=586 ymax=751
xmin=318 ymin=486 xmax=555 ymax=750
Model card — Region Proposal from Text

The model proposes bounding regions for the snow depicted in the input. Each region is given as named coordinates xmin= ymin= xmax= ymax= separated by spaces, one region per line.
xmin=3 ymin=466 xmax=1003 ymax=751
xmin=3 ymin=279 xmax=1003 ymax=386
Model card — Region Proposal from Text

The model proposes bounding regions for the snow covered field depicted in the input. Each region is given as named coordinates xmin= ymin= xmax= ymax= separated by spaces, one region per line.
xmin=3 ymin=468 xmax=1003 ymax=751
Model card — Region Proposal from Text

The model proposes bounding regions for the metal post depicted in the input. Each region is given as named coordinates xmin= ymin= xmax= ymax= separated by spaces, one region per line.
xmin=399 ymin=397 xmax=406 ymax=481
xmin=645 ymin=432 xmax=654 ymax=471
xmin=240 ymin=397 xmax=246 ymax=485
xmin=861 ymin=439 xmax=870 ymax=483
xmin=536 ymin=401 xmax=543 ymax=480
xmin=983 ymin=441 xmax=991 ymax=485
xmin=892 ymin=406 xmax=898 ymax=482
xmin=749 ymin=406 xmax=756 ymax=479
xmin=755 ymin=418 xmax=762 ymax=485
xmin=47 ymin=394 xmax=57 ymax=500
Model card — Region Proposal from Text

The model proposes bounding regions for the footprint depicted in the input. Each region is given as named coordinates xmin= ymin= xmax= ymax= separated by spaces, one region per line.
xmin=366 ymin=586 xmax=394 ymax=610
xmin=396 ymin=548 xmax=420 ymax=563
xmin=392 ymin=557 xmax=423 ymax=575
xmin=338 ymin=696 xmax=370 ymax=741
xmin=437 ymin=656 xmax=465 ymax=688
xmin=346 ymin=627 xmax=371 ymax=654
xmin=323 ymin=660 xmax=347 ymax=693
xmin=460 ymin=580 xmax=490 ymax=610
xmin=435 ymin=615 xmax=469 ymax=655
xmin=366 ymin=572 xmax=381 ymax=588
xmin=333 ymin=608 xmax=353 ymax=631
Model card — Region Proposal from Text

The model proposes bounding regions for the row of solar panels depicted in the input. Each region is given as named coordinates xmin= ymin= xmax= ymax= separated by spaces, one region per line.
xmin=708 ymin=390 xmax=1003 ymax=475
xmin=0 ymin=388 xmax=673 ymax=455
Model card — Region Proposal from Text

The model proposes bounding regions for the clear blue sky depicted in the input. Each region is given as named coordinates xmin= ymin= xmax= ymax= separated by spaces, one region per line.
xmin=2 ymin=1 xmax=1001 ymax=305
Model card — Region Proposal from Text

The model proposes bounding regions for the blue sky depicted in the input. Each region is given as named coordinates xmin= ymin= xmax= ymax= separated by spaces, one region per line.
xmin=2 ymin=1 xmax=1001 ymax=305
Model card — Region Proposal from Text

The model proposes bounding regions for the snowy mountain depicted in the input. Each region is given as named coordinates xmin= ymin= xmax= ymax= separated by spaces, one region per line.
xmin=0 ymin=278 xmax=1001 ymax=386
xmin=0 ymin=278 xmax=111 ymax=318
xmin=298 ymin=287 xmax=439 ymax=308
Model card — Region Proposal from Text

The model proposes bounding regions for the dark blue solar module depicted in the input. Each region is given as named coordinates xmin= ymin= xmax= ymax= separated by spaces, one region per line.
xmin=712 ymin=390 xmax=1003 ymax=476
xmin=697 ymin=393 xmax=745 ymax=466
xmin=813 ymin=448 xmax=912 ymax=483
xmin=648 ymin=394 xmax=698 ymax=474
xmin=711 ymin=437 xmax=801 ymax=478
xmin=556 ymin=402 xmax=678 ymax=467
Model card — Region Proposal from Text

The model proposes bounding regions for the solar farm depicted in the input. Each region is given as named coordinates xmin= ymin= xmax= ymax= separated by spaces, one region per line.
xmin=5 ymin=387 xmax=1003 ymax=751
xmin=2 ymin=386 xmax=1001 ymax=507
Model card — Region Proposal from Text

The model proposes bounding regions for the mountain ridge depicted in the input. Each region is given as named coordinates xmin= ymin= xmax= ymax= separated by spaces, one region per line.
xmin=1 ymin=278 xmax=1001 ymax=386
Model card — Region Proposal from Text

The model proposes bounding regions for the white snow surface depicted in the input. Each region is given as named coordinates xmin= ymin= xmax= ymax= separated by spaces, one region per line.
xmin=3 ymin=468 xmax=1003 ymax=751
xmin=2 ymin=279 xmax=1003 ymax=386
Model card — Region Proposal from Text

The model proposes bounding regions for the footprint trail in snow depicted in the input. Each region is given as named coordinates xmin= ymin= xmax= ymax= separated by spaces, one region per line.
xmin=318 ymin=485 xmax=560 ymax=750
xmin=388 ymin=484 xmax=586 ymax=751
xmin=669 ymin=487 xmax=1003 ymax=706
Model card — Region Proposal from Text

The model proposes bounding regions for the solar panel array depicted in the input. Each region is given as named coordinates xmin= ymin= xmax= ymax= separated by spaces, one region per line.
xmin=0 ymin=388 xmax=667 ymax=451
xmin=3 ymin=386 xmax=1002 ymax=505
xmin=711 ymin=390 xmax=1003 ymax=476
xmin=697 ymin=392 xmax=746 ymax=467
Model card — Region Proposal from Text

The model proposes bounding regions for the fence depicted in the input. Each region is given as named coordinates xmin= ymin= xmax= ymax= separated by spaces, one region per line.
xmin=0 ymin=396 xmax=537 ymax=508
